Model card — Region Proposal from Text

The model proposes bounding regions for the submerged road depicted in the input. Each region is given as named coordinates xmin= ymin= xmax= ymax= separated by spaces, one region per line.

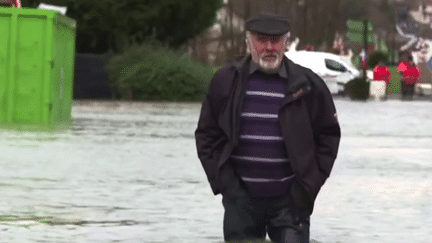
xmin=0 ymin=99 xmax=431 ymax=243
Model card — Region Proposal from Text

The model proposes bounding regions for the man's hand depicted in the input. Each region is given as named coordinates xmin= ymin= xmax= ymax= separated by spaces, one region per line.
xmin=290 ymin=181 xmax=313 ymax=222
xmin=219 ymin=162 xmax=248 ymax=200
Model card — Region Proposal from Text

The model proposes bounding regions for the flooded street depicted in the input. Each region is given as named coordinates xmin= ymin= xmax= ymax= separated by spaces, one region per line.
xmin=0 ymin=99 xmax=431 ymax=243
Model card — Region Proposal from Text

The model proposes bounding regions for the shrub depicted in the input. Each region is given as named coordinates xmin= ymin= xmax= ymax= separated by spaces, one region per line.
xmin=345 ymin=77 xmax=370 ymax=101
xmin=368 ymin=51 xmax=389 ymax=68
xmin=106 ymin=43 xmax=214 ymax=101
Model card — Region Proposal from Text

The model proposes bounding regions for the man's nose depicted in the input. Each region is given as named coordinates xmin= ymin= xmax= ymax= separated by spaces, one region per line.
xmin=265 ymin=40 xmax=274 ymax=49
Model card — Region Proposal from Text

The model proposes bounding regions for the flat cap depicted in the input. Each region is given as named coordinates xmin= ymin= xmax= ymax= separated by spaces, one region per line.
xmin=245 ymin=13 xmax=290 ymax=36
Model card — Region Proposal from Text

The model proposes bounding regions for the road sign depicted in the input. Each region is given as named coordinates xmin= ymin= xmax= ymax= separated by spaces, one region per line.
xmin=346 ymin=19 xmax=374 ymax=32
xmin=346 ymin=32 xmax=375 ymax=44
xmin=346 ymin=19 xmax=375 ymax=44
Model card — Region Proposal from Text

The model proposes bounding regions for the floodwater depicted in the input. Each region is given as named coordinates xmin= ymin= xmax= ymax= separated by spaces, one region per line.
xmin=0 ymin=98 xmax=431 ymax=243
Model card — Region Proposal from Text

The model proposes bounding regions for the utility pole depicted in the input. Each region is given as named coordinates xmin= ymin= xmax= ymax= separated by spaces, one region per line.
xmin=304 ymin=0 xmax=308 ymax=44
xmin=297 ymin=0 xmax=308 ymax=45
xmin=229 ymin=0 xmax=234 ymax=55
xmin=363 ymin=19 xmax=368 ymax=78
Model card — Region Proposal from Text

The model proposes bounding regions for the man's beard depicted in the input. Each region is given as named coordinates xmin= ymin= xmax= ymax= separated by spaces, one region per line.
xmin=255 ymin=52 xmax=283 ymax=74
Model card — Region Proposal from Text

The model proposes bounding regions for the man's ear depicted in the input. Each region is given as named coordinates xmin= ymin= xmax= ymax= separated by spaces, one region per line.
xmin=245 ymin=39 xmax=251 ymax=54
xmin=285 ymin=33 xmax=290 ymax=52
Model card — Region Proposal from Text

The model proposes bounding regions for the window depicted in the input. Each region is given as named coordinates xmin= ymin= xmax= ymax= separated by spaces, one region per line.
xmin=325 ymin=59 xmax=347 ymax=72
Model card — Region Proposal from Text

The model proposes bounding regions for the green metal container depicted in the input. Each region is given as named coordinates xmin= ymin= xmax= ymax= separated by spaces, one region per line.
xmin=0 ymin=7 xmax=76 ymax=130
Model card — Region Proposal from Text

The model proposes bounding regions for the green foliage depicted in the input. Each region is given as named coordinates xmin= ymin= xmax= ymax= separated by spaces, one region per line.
xmin=21 ymin=0 xmax=223 ymax=53
xmin=21 ymin=0 xmax=121 ymax=53
xmin=150 ymin=0 xmax=223 ymax=48
xmin=345 ymin=77 xmax=370 ymax=101
xmin=388 ymin=66 xmax=401 ymax=94
xmin=368 ymin=51 xmax=389 ymax=68
xmin=106 ymin=43 xmax=214 ymax=101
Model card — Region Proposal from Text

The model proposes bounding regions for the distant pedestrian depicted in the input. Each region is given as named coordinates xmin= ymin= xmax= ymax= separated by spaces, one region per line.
xmin=371 ymin=61 xmax=391 ymax=100
xmin=305 ymin=44 xmax=314 ymax=51
xmin=195 ymin=13 xmax=341 ymax=243
xmin=398 ymin=55 xmax=421 ymax=100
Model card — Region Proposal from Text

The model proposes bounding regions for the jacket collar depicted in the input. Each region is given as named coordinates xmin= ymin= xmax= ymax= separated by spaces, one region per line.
xmin=284 ymin=56 xmax=311 ymax=94
xmin=232 ymin=55 xmax=250 ymax=69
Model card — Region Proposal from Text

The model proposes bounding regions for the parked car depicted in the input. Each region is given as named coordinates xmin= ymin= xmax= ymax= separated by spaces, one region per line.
xmin=285 ymin=51 xmax=361 ymax=94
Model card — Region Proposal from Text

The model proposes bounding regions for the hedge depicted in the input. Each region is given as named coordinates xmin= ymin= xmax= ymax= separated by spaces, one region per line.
xmin=106 ymin=43 xmax=214 ymax=101
xmin=345 ymin=77 xmax=370 ymax=101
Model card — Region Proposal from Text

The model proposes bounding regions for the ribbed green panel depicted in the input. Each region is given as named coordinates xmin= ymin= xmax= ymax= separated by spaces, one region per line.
xmin=0 ymin=7 xmax=76 ymax=129
xmin=0 ymin=12 xmax=11 ymax=123
xmin=14 ymin=15 xmax=47 ymax=124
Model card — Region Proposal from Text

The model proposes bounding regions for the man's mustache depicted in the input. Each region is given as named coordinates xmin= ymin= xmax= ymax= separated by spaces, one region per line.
xmin=261 ymin=52 xmax=281 ymax=60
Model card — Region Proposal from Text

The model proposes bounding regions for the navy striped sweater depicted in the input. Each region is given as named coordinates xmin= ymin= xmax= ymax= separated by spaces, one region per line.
xmin=231 ymin=70 xmax=294 ymax=198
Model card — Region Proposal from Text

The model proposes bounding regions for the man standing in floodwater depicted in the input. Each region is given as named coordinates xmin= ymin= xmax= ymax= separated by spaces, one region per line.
xmin=195 ymin=13 xmax=341 ymax=243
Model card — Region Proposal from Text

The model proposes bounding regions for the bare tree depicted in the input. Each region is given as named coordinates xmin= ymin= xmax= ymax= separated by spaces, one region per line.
xmin=188 ymin=0 xmax=345 ymax=65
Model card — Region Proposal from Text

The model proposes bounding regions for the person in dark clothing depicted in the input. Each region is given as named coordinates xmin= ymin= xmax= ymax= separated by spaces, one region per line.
xmin=195 ymin=13 xmax=341 ymax=243
xmin=398 ymin=55 xmax=421 ymax=100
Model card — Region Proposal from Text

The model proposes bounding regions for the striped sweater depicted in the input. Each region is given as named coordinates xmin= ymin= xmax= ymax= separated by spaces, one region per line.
xmin=231 ymin=69 xmax=294 ymax=198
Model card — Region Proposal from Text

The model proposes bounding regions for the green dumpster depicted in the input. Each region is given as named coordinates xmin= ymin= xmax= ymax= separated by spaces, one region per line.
xmin=0 ymin=7 xmax=76 ymax=130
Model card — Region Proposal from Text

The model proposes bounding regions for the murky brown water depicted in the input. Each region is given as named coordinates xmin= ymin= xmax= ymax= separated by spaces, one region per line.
xmin=0 ymin=99 xmax=431 ymax=243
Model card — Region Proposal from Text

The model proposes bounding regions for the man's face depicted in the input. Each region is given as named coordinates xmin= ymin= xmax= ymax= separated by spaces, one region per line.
xmin=248 ymin=32 xmax=288 ymax=74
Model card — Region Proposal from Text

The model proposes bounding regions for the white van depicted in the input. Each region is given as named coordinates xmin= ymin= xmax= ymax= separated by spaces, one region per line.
xmin=285 ymin=51 xmax=361 ymax=94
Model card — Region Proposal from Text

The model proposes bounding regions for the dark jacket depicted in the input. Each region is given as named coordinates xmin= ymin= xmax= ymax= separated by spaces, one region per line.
xmin=195 ymin=55 xmax=341 ymax=216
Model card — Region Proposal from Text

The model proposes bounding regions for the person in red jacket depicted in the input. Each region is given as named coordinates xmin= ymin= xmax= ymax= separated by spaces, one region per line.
xmin=372 ymin=61 xmax=391 ymax=100
xmin=398 ymin=55 xmax=421 ymax=100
